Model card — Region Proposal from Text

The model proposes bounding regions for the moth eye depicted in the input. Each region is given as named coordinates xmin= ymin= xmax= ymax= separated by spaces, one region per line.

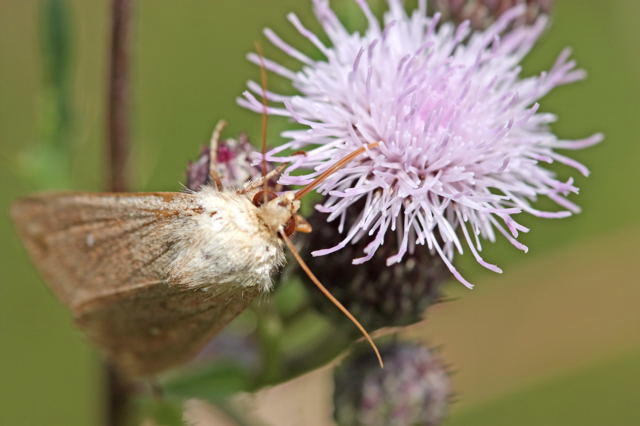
xmin=252 ymin=190 xmax=277 ymax=207
xmin=283 ymin=216 xmax=296 ymax=237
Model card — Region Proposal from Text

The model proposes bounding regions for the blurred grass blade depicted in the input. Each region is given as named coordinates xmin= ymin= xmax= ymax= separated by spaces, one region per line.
xmin=19 ymin=0 xmax=74 ymax=189
xmin=41 ymin=0 xmax=72 ymax=149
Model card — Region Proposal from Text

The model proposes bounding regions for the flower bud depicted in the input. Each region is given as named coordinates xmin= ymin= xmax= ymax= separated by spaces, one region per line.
xmin=186 ymin=132 xmax=261 ymax=191
xmin=302 ymin=205 xmax=449 ymax=332
xmin=433 ymin=0 xmax=555 ymax=29
xmin=333 ymin=341 xmax=451 ymax=426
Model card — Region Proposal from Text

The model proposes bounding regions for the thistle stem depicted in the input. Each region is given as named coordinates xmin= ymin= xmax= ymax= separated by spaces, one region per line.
xmin=105 ymin=367 xmax=132 ymax=426
xmin=277 ymin=330 xmax=353 ymax=385
xmin=107 ymin=0 xmax=133 ymax=193
xmin=105 ymin=0 xmax=134 ymax=425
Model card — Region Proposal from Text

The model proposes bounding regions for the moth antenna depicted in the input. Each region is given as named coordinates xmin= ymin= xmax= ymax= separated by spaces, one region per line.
xmin=239 ymin=164 xmax=287 ymax=195
xmin=208 ymin=119 xmax=227 ymax=190
xmin=279 ymin=230 xmax=384 ymax=368
xmin=294 ymin=141 xmax=380 ymax=201
xmin=254 ymin=42 xmax=269 ymax=199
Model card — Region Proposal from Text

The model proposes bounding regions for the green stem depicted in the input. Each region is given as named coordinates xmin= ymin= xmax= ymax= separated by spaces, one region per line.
xmin=256 ymin=327 xmax=353 ymax=388
xmin=254 ymin=305 xmax=285 ymax=386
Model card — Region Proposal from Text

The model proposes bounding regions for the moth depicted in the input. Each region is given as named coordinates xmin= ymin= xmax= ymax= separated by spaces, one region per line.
xmin=11 ymin=119 xmax=381 ymax=376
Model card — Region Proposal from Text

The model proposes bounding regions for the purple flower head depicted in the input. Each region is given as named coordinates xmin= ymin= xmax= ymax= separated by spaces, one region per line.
xmin=239 ymin=0 xmax=602 ymax=288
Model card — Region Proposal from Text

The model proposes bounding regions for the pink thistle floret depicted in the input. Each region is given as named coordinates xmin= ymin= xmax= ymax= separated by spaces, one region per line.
xmin=238 ymin=0 xmax=602 ymax=288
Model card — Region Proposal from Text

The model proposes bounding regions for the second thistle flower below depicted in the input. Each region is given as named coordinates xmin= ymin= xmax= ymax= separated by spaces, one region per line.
xmin=333 ymin=341 xmax=451 ymax=426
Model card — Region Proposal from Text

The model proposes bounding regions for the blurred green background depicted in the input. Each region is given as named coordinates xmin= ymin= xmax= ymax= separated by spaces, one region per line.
xmin=1 ymin=0 xmax=639 ymax=425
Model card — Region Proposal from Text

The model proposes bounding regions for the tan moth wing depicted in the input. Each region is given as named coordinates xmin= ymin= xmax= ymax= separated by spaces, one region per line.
xmin=11 ymin=192 xmax=259 ymax=376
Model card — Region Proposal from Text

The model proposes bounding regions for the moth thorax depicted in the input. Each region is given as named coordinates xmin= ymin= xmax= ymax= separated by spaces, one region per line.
xmin=258 ymin=192 xmax=300 ymax=234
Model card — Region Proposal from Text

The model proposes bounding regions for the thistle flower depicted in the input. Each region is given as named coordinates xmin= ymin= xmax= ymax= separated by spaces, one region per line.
xmin=333 ymin=341 xmax=450 ymax=426
xmin=239 ymin=0 xmax=602 ymax=287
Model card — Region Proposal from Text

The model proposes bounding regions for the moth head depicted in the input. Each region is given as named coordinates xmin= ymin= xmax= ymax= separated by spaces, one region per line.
xmin=253 ymin=190 xmax=300 ymax=236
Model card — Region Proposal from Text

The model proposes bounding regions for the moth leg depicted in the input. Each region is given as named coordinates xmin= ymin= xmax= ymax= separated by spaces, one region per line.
xmin=294 ymin=215 xmax=312 ymax=233
xmin=208 ymin=120 xmax=227 ymax=190
xmin=238 ymin=163 xmax=287 ymax=195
